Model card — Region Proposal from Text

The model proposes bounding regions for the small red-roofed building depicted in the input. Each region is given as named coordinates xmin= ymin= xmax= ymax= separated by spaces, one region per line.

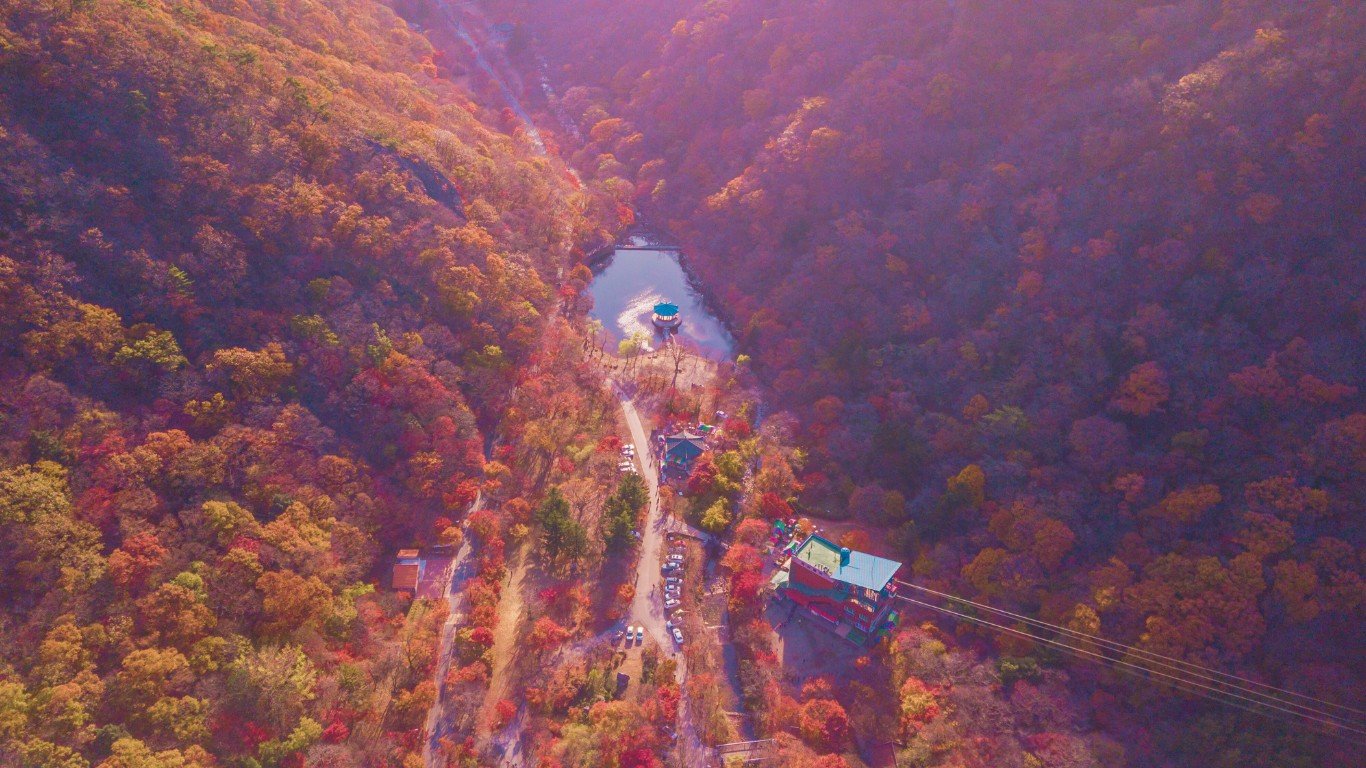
xmin=392 ymin=549 xmax=422 ymax=594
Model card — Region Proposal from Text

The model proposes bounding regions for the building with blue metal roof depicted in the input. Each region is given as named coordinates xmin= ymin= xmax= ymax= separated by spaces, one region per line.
xmin=776 ymin=534 xmax=904 ymax=645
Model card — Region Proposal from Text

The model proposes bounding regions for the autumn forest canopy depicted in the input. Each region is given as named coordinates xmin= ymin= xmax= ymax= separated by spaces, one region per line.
xmin=0 ymin=0 xmax=1361 ymax=767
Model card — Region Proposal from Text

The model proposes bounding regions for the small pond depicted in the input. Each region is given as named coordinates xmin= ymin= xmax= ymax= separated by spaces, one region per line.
xmin=587 ymin=245 xmax=735 ymax=359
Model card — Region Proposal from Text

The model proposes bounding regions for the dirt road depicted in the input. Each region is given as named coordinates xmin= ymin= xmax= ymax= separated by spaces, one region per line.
xmin=421 ymin=537 xmax=476 ymax=768
xmin=479 ymin=544 xmax=530 ymax=765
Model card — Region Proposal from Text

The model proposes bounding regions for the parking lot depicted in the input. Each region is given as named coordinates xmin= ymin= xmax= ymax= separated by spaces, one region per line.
xmin=619 ymin=538 xmax=689 ymax=651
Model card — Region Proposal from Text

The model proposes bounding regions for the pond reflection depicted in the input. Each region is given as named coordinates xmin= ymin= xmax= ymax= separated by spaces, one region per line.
xmin=587 ymin=248 xmax=735 ymax=359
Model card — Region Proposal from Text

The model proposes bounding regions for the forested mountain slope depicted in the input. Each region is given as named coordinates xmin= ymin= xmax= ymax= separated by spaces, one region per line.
xmin=1 ymin=0 xmax=1362 ymax=765
xmin=486 ymin=0 xmax=1364 ymax=764
xmin=0 ymin=0 xmax=610 ymax=765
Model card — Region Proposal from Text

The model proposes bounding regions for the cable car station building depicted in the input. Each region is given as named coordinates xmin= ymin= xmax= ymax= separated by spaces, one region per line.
xmin=773 ymin=534 xmax=903 ymax=645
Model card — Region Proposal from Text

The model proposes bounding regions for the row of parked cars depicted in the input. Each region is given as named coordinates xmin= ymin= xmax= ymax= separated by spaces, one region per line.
xmin=615 ymin=545 xmax=688 ymax=649
xmin=662 ymin=545 xmax=686 ymax=646
xmin=618 ymin=443 xmax=636 ymax=474
xmin=618 ymin=622 xmax=684 ymax=647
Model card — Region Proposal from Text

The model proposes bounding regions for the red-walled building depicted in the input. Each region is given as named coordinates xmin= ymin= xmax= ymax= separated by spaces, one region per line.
xmin=776 ymin=534 xmax=903 ymax=644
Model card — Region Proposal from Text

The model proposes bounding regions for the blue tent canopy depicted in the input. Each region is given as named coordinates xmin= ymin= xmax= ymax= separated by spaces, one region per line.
xmin=653 ymin=302 xmax=679 ymax=317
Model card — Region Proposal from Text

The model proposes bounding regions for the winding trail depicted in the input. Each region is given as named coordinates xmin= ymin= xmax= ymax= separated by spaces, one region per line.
xmin=410 ymin=6 xmax=563 ymax=761
xmin=480 ymin=543 xmax=530 ymax=765
xmin=421 ymin=538 xmax=476 ymax=767
xmin=434 ymin=0 xmax=545 ymax=155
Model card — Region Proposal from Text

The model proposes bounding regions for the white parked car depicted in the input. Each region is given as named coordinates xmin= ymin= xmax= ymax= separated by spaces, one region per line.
xmin=672 ymin=627 xmax=684 ymax=645
xmin=664 ymin=598 xmax=680 ymax=608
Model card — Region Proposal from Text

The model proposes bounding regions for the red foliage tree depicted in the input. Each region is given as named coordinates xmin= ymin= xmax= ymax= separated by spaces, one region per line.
xmin=798 ymin=698 xmax=850 ymax=752
xmin=527 ymin=616 xmax=570 ymax=651
xmin=758 ymin=492 xmax=793 ymax=520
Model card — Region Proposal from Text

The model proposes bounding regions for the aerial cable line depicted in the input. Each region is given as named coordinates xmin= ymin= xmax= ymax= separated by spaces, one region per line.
xmin=892 ymin=578 xmax=1366 ymax=720
xmin=892 ymin=591 xmax=1366 ymax=741
xmin=894 ymin=577 xmax=1365 ymax=716
xmin=892 ymin=578 xmax=1365 ymax=721
xmin=893 ymin=592 xmax=1366 ymax=746
xmin=893 ymin=577 xmax=1366 ymax=725
xmin=890 ymin=592 xmax=1366 ymax=743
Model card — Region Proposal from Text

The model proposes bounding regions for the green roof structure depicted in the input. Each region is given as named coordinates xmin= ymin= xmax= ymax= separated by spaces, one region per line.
xmin=663 ymin=430 xmax=706 ymax=465
xmin=792 ymin=534 xmax=902 ymax=592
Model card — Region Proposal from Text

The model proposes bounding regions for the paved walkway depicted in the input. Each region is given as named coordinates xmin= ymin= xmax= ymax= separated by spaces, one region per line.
xmin=617 ymin=387 xmax=713 ymax=766
xmin=620 ymin=391 xmax=673 ymax=652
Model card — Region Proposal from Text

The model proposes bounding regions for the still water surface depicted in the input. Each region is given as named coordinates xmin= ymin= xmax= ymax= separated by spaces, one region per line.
xmin=588 ymin=247 xmax=735 ymax=359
